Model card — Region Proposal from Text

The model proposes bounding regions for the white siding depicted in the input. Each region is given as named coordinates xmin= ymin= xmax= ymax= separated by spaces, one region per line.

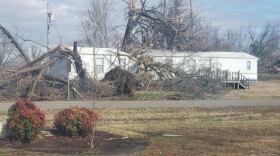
xmin=213 ymin=58 xmax=258 ymax=80
xmin=69 ymin=48 xmax=131 ymax=80
xmin=69 ymin=48 xmax=258 ymax=81
xmin=151 ymin=53 xmax=258 ymax=81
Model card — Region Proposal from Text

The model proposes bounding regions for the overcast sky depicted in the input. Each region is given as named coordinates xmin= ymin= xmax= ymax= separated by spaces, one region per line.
xmin=0 ymin=0 xmax=279 ymax=47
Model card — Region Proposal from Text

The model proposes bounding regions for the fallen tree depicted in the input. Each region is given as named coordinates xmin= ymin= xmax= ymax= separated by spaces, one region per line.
xmin=0 ymin=44 xmax=70 ymax=100
xmin=0 ymin=25 xmax=90 ymax=100
xmin=0 ymin=21 xmax=225 ymax=101
xmin=0 ymin=25 xmax=30 ymax=63
xmin=103 ymin=49 xmax=224 ymax=98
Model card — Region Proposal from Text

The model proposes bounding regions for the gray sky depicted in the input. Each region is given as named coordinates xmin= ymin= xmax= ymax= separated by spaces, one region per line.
xmin=0 ymin=0 xmax=279 ymax=47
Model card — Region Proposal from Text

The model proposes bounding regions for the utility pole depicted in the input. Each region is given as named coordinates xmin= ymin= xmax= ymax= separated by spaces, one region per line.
xmin=189 ymin=0 xmax=193 ymax=37
xmin=163 ymin=0 xmax=166 ymax=17
xmin=189 ymin=0 xmax=194 ymax=50
xmin=130 ymin=0 xmax=136 ymax=11
xmin=175 ymin=0 xmax=181 ymax=28
xmin=47 ymin=0 xmax=52 ymax=51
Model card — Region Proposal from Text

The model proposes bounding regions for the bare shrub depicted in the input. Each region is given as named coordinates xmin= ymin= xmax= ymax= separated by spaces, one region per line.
xmin=135 ymin=73 xmax=154 ymax=90
xmin=71 ymin=77 xmax=116 ymax=100
xmin=162 ymin=70 xmax=224 ymax=98
xmin=95 ymin=81 xmax=116 ymax=98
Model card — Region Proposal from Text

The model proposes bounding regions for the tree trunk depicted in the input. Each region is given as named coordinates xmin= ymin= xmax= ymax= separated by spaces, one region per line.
xmin=0 ymin=25 xmax=30 ymax=63
xmin=73 ymin=41 xmax=88 ymax=90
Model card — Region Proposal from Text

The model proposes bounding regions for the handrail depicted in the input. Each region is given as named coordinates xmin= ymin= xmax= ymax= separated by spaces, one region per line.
xmin=127 ymin=65 xmax=251 ymax=89
xmin=197 ymin=69 xmax=250 ymax=89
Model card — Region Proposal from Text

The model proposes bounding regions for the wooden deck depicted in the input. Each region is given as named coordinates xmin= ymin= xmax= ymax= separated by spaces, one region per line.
xmin=198 ymin=69 xmax=250 ymax=90
xmin=128 ymin=63 xmax=250 ymax=90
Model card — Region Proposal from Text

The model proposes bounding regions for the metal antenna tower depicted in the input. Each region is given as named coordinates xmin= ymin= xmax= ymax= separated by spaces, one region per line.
xmin=47 ymin=0 xmax=52 ymax=51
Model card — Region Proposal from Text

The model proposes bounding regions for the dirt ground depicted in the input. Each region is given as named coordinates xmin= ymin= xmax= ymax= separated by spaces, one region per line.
xmin=225 ymin=80 xmax=280 ymax=98
xmin=0 ymin=131 xmax=148 ymax=155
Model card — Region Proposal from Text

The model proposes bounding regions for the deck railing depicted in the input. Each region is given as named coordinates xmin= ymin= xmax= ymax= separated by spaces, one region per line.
xmin=197 ymin=68 xmax=250 ymax=89
xmin=128 ymin=64 xmax=250 ymax=89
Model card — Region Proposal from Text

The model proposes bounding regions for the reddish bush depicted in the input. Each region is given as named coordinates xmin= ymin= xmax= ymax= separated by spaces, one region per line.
xmin=7 ymin=98 xmax=45 ymax=143
xmin=54 ymin=107 xmax=98 ymax=137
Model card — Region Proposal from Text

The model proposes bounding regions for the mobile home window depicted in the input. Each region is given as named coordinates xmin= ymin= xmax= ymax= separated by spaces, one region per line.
xmin=96 ymin=58 xmax=104 ymax=73
xmin=247 ymin=61 xmax=251 ymax=70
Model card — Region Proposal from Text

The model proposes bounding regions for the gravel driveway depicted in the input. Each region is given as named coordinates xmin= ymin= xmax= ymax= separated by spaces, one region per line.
xmin=0 ymin=99 xmax=279 ymax=111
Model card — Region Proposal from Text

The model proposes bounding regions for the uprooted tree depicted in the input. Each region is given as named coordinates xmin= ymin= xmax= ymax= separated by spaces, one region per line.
xmin=103 ymin=67 xmax=137 ymax=96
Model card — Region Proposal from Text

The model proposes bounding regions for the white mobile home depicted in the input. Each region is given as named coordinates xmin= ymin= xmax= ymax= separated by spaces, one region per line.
xmin=49 ymin=47 xmax=258 ymax=88
xmin=143 ymin=50 xmax=258 ymax=82
xmin=69 ymin=47 xmax=132 ymax=80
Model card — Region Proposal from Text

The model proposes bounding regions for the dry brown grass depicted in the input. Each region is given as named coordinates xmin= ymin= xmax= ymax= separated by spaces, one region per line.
xmin=225 ymin=80 xmax=280 ymax=99
xmin=1 ymin=106 xmax=280 ymax=156
xmin=50 ymin=106 xmax=280 ymax=156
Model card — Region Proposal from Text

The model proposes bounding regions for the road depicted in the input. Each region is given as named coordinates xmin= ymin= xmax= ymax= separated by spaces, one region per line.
xmin=0 ymin=99 xmax=279 ymax=111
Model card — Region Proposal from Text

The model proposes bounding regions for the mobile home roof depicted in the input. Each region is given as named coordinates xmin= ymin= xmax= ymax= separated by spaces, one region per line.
xmin=144 ymin=51 xmax=258 ymax=60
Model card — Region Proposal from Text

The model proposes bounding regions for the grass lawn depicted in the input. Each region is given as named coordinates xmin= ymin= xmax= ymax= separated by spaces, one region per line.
xmin=225 ymin=80 xmax=280 ymax=99
xmin=99 ymin=80 xmax=280 ymax=101
xmin=0 ymin=106 xmax=279 ymax=156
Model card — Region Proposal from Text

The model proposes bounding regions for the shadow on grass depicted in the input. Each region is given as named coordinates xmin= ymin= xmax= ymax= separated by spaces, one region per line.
xmin=0 ymin=131 xmax=149 ymax=155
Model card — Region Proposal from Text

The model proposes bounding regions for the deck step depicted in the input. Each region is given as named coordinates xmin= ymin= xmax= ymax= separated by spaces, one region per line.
xmin=238 ymin=83 xmax=246 ymax=89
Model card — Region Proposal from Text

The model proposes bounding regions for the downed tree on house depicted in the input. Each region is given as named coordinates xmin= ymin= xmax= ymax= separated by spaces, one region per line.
xmin=0 ymin=25 xmax=134 ymax=100
xmin=136 ymin=59 xmax=224 ymax=98
xmin=0 ymin=22 xmax=224 ymax=101
xmin=0 ymin=44 xmax=72 ymax=100
xmin=117 ymin=1 xmax=225 ymax=98
xmin=0 ymin=25 xmax=91 ymax=100
xmin=103 ymin=50 xmax=224 ymax=98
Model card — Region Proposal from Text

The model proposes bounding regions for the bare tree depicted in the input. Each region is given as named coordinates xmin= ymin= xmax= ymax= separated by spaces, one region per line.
xmin=246 ymin=22 xmax=280 ymax=72
xmin=215 ymin=28 xmax=248 ymax=52
xmin=120 ymin=0 xmax=213 ymax=52
xmin=81 ymin=0 xmax=116 ymax=48
xmin=247 ymin=23 xmax=280 ymax=58
xmin=121 ymin=0 xmax=178 ymax=51
xmin=80 ymin=1 xmax=118 ymax=147
xmin=0 ymin=33 xmax=16 ymax=68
